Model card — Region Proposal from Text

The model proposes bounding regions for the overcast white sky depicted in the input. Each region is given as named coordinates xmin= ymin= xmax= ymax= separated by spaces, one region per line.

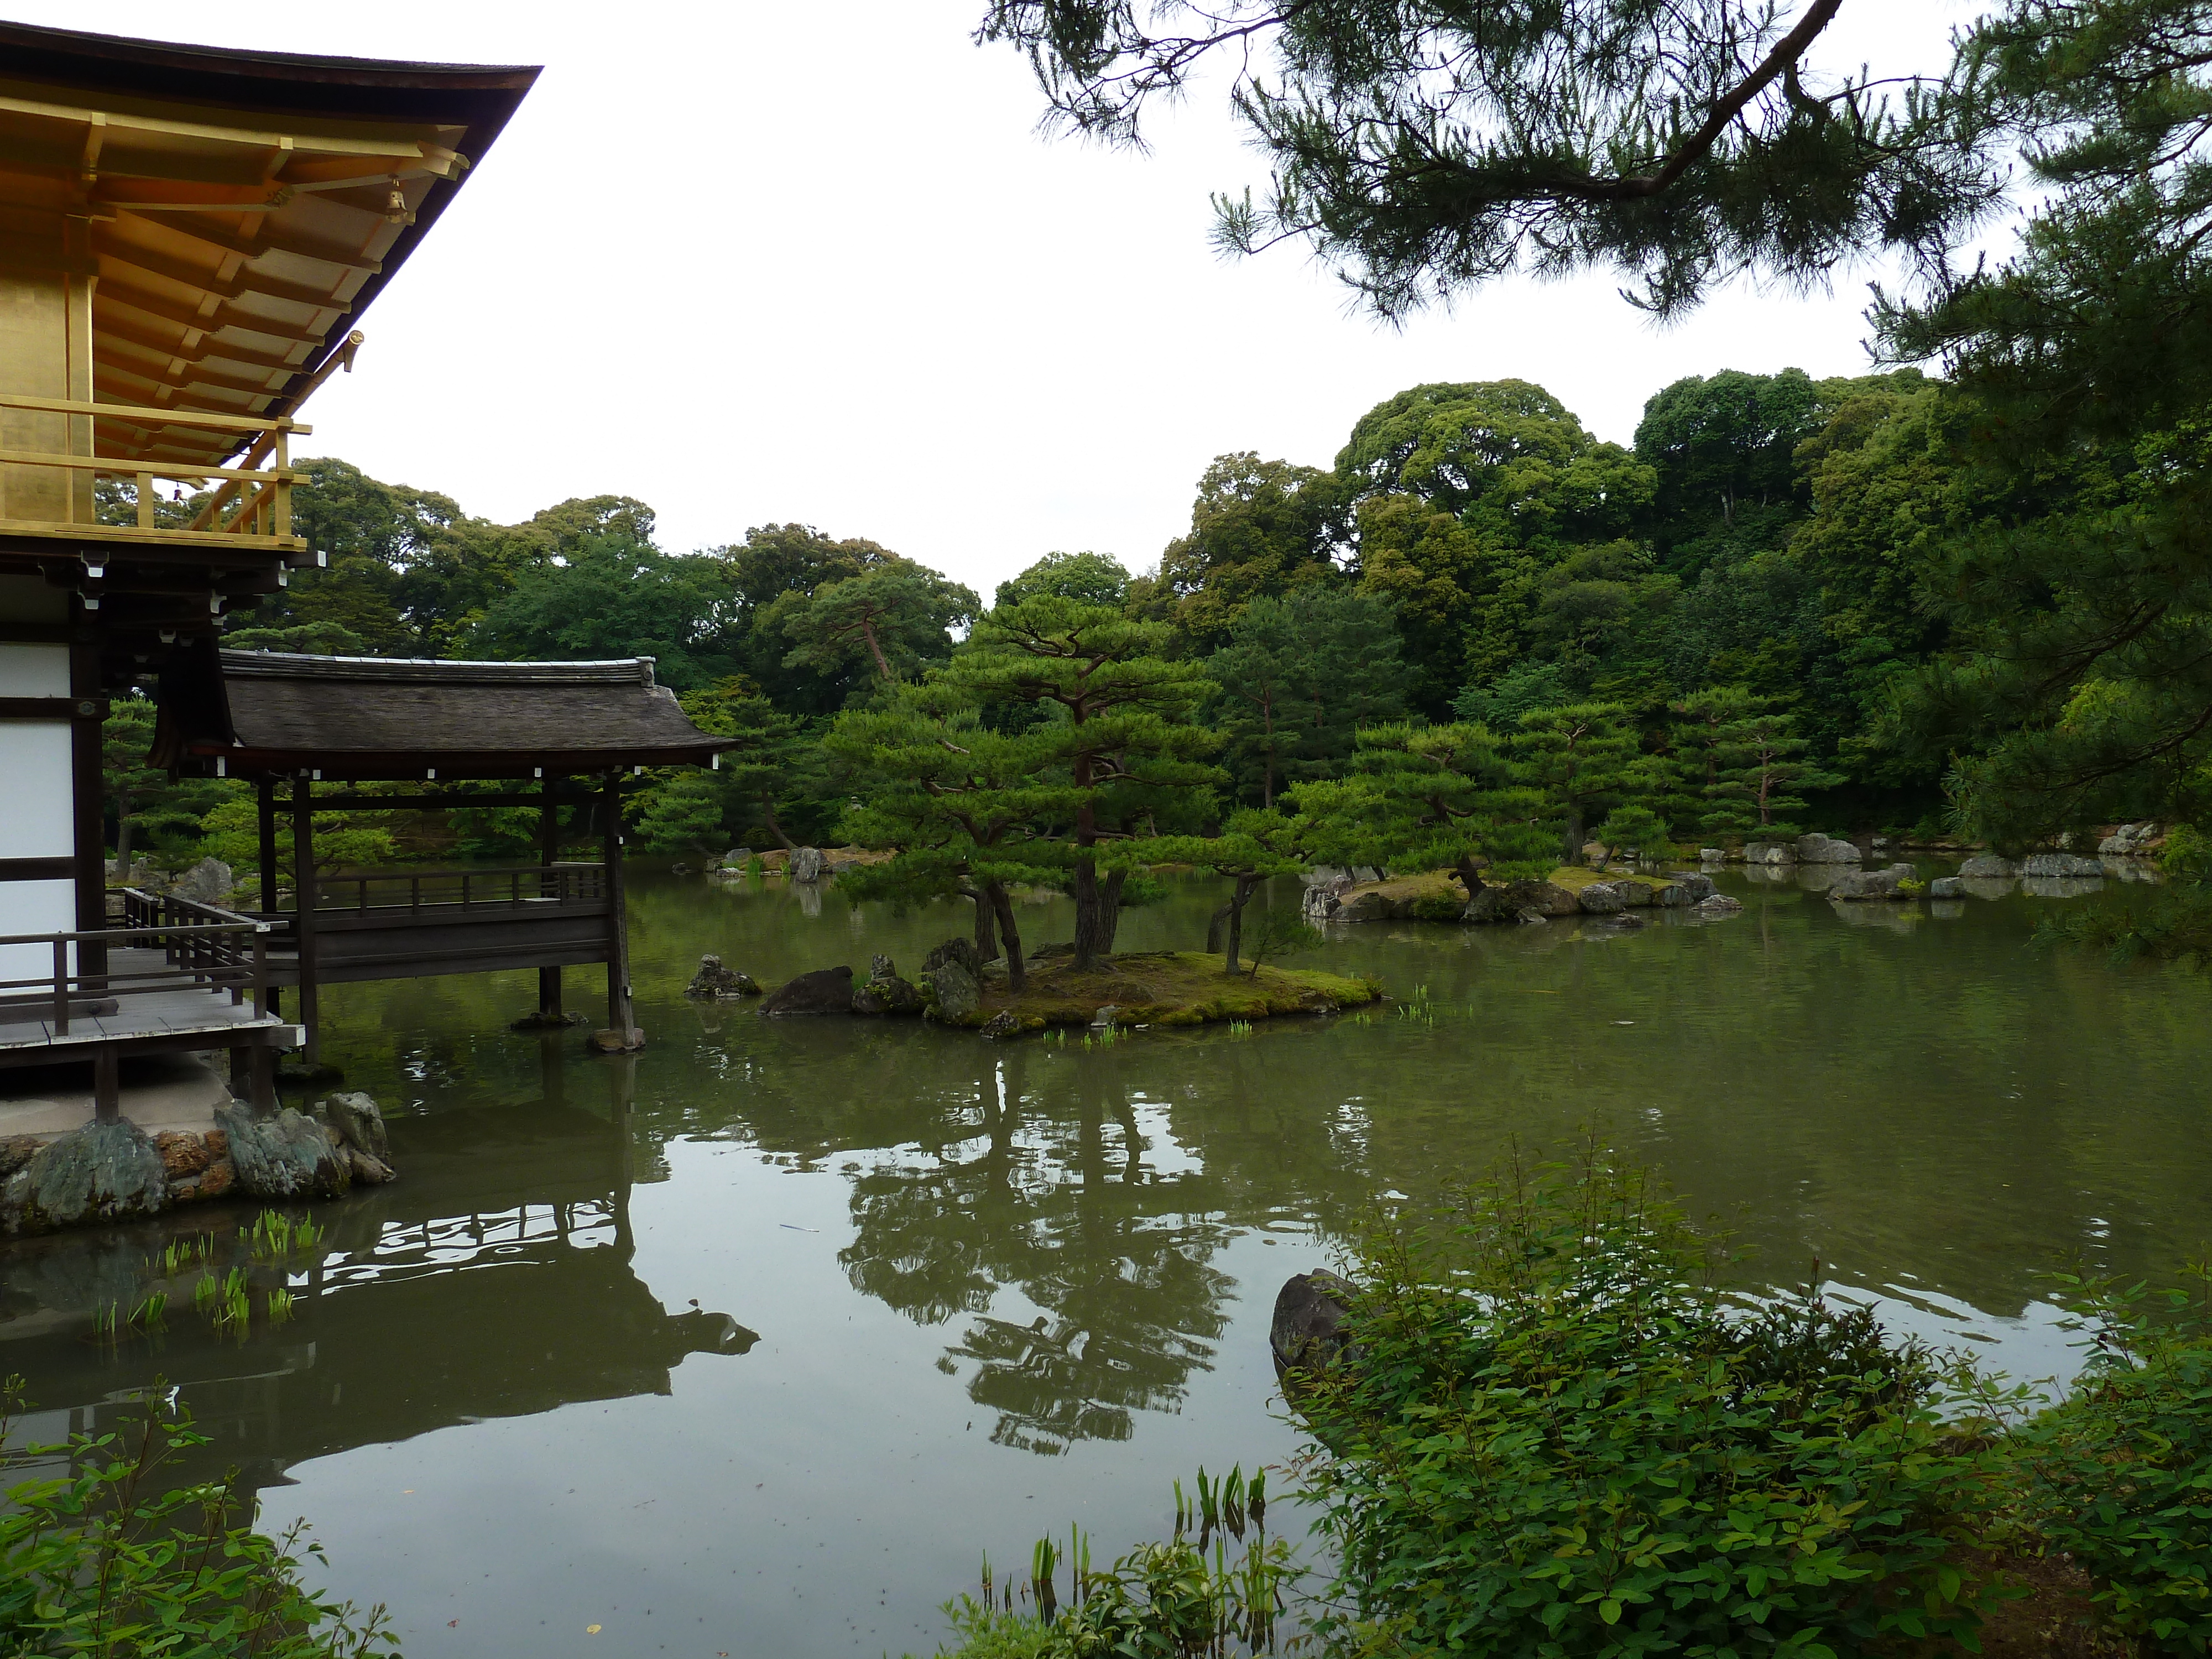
xmin=29 ymin=1 xmax=1995 ymax=598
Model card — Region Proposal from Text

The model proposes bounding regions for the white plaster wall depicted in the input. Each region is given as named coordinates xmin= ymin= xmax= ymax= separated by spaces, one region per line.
xmin=0 ymin=719 xmax=71 ymax=859
xmin=0 ymin=641 xmax=67 ymax=696
xmin=0 ymin=878 xmax=73 ymax=984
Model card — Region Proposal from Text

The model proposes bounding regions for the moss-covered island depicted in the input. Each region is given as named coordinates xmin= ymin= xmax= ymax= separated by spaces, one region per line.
xmin=947 ymin=950 xmax=1379 ymax=1034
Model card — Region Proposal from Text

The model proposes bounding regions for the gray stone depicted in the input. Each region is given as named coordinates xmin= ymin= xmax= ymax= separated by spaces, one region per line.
xmin=0 ymin=1135 xmax=39 ymax=1181
xmin=684 ymin=954 xmax=762 ymax=998
xmin=1301 ymin=865 xmax=1352 ymax=888
xmin=925 ymin=937 xmax=983 ymax=979
xmin=1743 ymin=842 xmax=1795 ymax=864
xmin=852 ymin=957 xmax=924 ymax=1015
xmin=758 ymin=966 xmax=855 ymax=1016
xmin=1929 ymin=877 xmax=1968 ymax=899
xmin=788 ymin=846 xmax=826 ymax=883
xmin=1462 ymin=878 xmax=1580 ymax=923
xmin=216 ymin=1103 xmax=352 ymax=1200
xmin=1302 ymin=875 xmax=1353 ymax=923
xmin=2021 ymin=852 xmax=2104 ymax=878
xmin=2099 ymin=822 xmax=2161 ymax=856
xmin=0 ymin=1119 xmax=169 ymax=1235
xmin=978 ymin=1010 xmax=1025 ymax=1040
xmin=166 ymin=855 xmax=234 ymax=906
xmin=1091 ymin=1005 xmax=1123 ymax=1027
xmin=1271 ymin=1269 xmax=1358 ymax=1379
xmin=725 ymin=847 xmax=754 ymax=865
xmin=923 ymin=958 xmax=980 ymax=1024
xmin=317 ymin=1091 xmax=390 ymax=1162
xmin=1698 ymin=848 xmax=1724 ymax=862
xmin=1828 ymin=864 xmax=1914 ymax=901
xmin=1694 ymin=894 xmax=1745 ymax=916
xmin=1665 ymin=872 xmax=1717 ymax=903
xmin=1958 ymin=854 xmax=2017 ymax=878
xmin=1796 ymin=833 xmax=1864 ymax=865
xmin=1577 ymin=882 xmax=1627 ymax=915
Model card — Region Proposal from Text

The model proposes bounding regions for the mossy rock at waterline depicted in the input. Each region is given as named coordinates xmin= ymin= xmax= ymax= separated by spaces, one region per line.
xmin=941 ymin=951 xmax=1379 ymax=1036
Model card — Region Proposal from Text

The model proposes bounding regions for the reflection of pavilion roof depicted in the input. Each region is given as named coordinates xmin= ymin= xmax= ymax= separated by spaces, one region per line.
xmin=0 ymin=1101 xmax=750 ymax=1496
xmin=157 ymin=648 xmax=735 ymax=778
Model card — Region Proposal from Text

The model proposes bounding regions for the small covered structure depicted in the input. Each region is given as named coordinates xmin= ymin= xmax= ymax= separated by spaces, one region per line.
xmin=157 ymin=648 xmax=734 ymax=1058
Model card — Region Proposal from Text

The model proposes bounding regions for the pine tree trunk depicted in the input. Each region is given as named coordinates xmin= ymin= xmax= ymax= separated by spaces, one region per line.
xmin=1098 ymin=869 xmax=1127 ymax=956
xmin=114 ymin=794 xmax=133 ymax=872
xmin=1072 ymin=859 xmax=1107 ymax=970
xmin=1562 ymin=805 xmax=1585 ymax=867
xmin=1222 ymin=873 xmax=1260 ymax=974
xmin=967 ymin=885 xmax=1000 ymax=962
xmin=759 ymin=792 xmax=797 ymax=851
xmin=989 ymin=881 xmax=1025 ymax=992
xmin=859 ymin=619 xmax=894 ymax=681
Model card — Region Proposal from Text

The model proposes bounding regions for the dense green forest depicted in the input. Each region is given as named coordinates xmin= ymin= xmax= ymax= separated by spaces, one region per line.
xmin=111 ymin=362 xmax=2013 ymax=874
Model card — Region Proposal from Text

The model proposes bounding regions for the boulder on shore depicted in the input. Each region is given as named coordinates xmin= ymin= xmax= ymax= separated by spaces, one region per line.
xmin=758 ymin=965 xmax=854 ymax=1016
xmin=1577 ymin=882 xmax=1627 ymax=915
xmin=1272 ymin=1269 xmax=1359 ymax=1380
xmin=1665 ymin=872 xmax=1717 ymax=904
xmin=0 ymin=1118 xmax=169 ymax=1236
xmin=921 ymin=940 xmax=983 ymax=1024
xmin=1743 ymin=842 xmax=1795 ymax=865
xmin=1462 ymin=878 xmax=1580 ymax=922
xmin=788 ymin=846 xmax=826 ymax=883
xmin=216 ymin=1103 xmax=352 ymax=1199
xmin=2100 ymin=822 xmax=2162 ymax=857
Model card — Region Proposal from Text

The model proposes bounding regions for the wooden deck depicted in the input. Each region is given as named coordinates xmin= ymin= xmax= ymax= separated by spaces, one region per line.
xmin=0 ymin=948 xmax=296 ymax=1061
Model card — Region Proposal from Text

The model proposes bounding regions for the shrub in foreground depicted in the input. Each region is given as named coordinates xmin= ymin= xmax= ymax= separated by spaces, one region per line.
xmin=1293 ymin=1150 xmax=2002 ymax=1658
xmin=0 ymin=1379 xmax=394 ymax=1658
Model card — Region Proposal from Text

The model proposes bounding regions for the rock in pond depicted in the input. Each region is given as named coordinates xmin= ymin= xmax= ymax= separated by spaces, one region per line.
xmin=0 ymin=1119 xmax=169 ymax=1235
xmin=684 ymin=954 xmax=761 ymax=998
xmin=216 ymin=1103 xmax=352 ymax=1200
xmin=1665 ymin=872 xmax=1717 ymax=903
xmin=1272 ymin=1269 xmax=1358 ymax=1380
xmin=921 ymin=940 xmax=982 ymax=1024
xmin=852 ymin=955 xmax=924 ymax=1016
xmin=759 ymin=965 xmax=854 ymax=1016
xmin=2021 ymin=852 xmax=2104 ymax=878
xmin=1463 ymin=878 xmax=1580 ymax=922
xmin=1797 ymin=833 xmax=1864 ymax=865
xmin=1829 ymin=864 xmax=1917 ymax=901
xmin=167 ymin=855 xmax=235 ymax=906
xmin=1694 ymin=894 xmax=1745 ymax=916
xmin=1958 ymin=854 xmax=2017 ymax=878
xmin=1929 ymin=876 xmax=1968 ymax=900
xmin=788 ymin=846 xmax=826 ymax=883
xmin=315 ymin=1092 xmax=396 ymax=1185
xmin=1577 ymin=882 xmax=1628 ymax=915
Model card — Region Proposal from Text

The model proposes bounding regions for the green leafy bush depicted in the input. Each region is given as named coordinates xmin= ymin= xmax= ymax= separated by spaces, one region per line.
xmin=1293 ymin=1148 xmax=2002 ymax=1658
xmin=2007 ymin=1274 xmax=2212 ymax=1651
xmin=0 ymin=1379 xmax=394 ymax=1657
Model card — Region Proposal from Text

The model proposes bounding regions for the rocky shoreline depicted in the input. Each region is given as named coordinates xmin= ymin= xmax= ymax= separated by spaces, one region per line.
xmin=0 ymin=1091 xmax=397 ymax=1239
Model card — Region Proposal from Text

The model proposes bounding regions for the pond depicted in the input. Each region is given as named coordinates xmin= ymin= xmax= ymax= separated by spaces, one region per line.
xmin=5 ymin=865 xmax=2210 ymax=1657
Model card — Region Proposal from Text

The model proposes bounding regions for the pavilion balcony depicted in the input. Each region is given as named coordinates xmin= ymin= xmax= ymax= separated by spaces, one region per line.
xmin=0 ymin=891 xmax=296 ymax=1114
xmin=242 ymin=864 xmax=617 ymax=988
xmin=0 ymin=389 xmax=316 ymax=560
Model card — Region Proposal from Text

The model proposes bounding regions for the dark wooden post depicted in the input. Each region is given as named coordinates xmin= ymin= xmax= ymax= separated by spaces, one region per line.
xmin=601 ymin=771 xmax=635 ymax=1046
xmin=291 ymin=779 xmax=319 ymax=1066
xmin=538 ymin=773 xmax=562 ymax=1021
xmin=69 ymin=605 xmax=106 ymax=987
xmin=92 ymin=1047 xmax=118 ymax=1124
xmin=256 ymin=779 xmax=278 ymax=912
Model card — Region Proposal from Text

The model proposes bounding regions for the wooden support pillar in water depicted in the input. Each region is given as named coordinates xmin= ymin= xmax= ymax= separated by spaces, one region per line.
xmin=538 ymin=773 xmax=563 ymax=1021
xmin=291 ymin=780 xmax=320 ymax=1065
xmin=596 ymin=771 xmax=639 ymax=1050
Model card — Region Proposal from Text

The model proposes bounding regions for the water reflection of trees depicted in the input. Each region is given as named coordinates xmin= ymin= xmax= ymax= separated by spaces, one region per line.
xmin=838 ymin=1055 xmax=1236 ymax=1455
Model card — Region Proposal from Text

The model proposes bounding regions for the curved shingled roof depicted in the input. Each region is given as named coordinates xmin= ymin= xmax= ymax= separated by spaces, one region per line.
xmin=159 ymin=649 xmax=734 ymax=779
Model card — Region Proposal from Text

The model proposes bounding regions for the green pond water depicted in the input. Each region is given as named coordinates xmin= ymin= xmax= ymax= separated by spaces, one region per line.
xmin=5 ymin=865 xmax=2210 ymax=1657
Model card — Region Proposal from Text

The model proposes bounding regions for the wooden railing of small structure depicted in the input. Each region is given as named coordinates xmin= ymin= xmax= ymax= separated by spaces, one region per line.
xmin=0 ymin=894 xmax=269 ymax=1037
xmin=302 ymin=863 xmax=611 ymax=916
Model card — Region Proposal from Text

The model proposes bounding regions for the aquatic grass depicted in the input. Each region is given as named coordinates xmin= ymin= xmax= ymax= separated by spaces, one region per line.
xmin=928 ymin=1469 xmax=1295 ymax=1658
